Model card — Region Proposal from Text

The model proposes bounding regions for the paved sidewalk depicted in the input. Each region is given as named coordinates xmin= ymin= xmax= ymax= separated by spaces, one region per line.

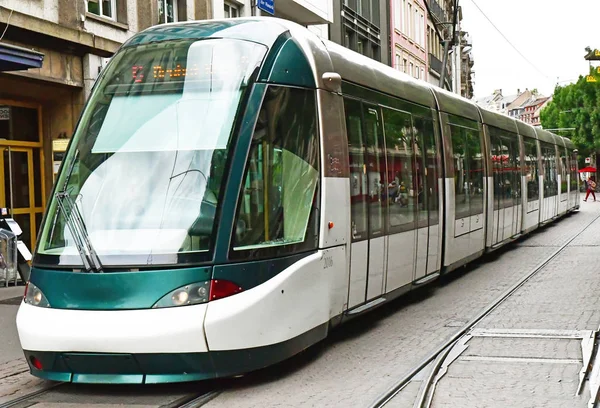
xmin=0 ymin=285 xmax=25 ymax=365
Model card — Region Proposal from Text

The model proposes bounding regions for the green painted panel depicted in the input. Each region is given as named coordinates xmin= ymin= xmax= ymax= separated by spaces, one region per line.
xmin=72 ymin=374 xmax=144 ymax=384
xmin=257 ymin=32 xmax=291 ymax=82
xmin=32 ymin=370 xmax=72 ymax=382
xmin=29 ymin=267 xmax=211 ymax=310
xmin=264 ymin=38 xmax=315 ymax=88
xmin=213 ymin=252 xmax=313 ymax=290
xmin=144 ymin=373 xmax=215 ymax=383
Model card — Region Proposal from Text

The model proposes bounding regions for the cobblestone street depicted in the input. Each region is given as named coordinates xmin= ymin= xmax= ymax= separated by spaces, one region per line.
xmin=1 ymin=203 xmax=599 ymax=407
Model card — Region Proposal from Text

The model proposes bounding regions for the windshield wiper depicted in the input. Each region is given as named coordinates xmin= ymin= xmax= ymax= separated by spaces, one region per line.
xmin=55 ymin=192 xmax=103 ymax=273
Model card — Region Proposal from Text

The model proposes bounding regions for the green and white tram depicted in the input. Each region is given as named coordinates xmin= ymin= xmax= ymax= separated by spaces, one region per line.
xmin=16 ymin=17 xmax=579 ymax=384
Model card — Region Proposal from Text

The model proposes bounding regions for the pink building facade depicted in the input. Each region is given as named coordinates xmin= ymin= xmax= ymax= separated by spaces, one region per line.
xmin=391 ymin=0 xmax=428 ymax=81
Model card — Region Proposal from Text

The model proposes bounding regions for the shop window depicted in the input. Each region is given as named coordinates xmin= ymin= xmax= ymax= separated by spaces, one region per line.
xmin=158 ymin=0 xmax=179 ymax=23
xmin=224 ymin=2 xmax=240 ymax=18
xmin=87 ymin=0 xmax=117 ymax=20
xmin=0 ymin=106 xmax=39 ymax=143
xmin=232 ymin=86 xmax=319 ymax=257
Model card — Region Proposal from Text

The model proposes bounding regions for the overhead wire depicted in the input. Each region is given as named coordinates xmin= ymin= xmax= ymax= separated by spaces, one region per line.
xmin=466 ymin=0 xmax=551 ymax=80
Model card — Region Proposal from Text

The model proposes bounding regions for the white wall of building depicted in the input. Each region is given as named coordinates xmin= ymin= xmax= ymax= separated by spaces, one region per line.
xmin=2 ymin=0 xmax=59 ymax=24
xmin=213 ymin=0 xmax=332 ymax=26
xmin=308 ymin=24 xmax=328 ymax=39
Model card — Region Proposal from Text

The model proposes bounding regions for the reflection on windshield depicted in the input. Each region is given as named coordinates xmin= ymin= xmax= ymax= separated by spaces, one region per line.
xmin=37 ymin=38 xmax=266 ymax=267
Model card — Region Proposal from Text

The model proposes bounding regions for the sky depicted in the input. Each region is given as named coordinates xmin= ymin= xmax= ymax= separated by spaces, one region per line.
xmin=458 ymin=0 xmax=600 ymax=100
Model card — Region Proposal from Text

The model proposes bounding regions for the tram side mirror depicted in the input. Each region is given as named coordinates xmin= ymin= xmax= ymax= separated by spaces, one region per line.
xmin=322 ymin=72 xmax=342 ymax=93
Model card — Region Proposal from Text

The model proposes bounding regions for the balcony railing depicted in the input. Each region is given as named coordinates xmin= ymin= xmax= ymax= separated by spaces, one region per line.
xmin=429 ymin=53 xmax=450 ymax=79
xmin=426 ymin=0 xmax=446 ymax=24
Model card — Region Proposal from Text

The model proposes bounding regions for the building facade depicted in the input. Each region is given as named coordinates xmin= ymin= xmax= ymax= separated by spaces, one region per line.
xmin=0 ymin=0 xmax=332 ymax=251
xmin=520 ymin=96 xmax=550 ymax=126
xmin=390 ymin=0 xmax=427 ymax=80
xmin=425 ymin=0 xmax=452 ymax=90
xmin=329 ymin=0 xmax=390 ymax=65
xmin=214 ymin=0 xmax=332 ymax=37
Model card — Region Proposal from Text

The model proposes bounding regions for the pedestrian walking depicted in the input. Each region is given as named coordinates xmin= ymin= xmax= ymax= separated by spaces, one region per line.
xmin=585 ymin=175 xmax=596 ymax=202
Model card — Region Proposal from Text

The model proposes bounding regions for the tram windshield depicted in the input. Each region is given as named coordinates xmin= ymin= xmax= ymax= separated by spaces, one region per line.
xmin=36 ymin=38 xmax=267 ymax=267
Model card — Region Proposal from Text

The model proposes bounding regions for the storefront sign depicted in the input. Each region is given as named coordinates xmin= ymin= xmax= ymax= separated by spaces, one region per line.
xmin=0 ymin=107 xmax=9 ymax=121
xmin=258 ymin=0 xmax=274 ymax=15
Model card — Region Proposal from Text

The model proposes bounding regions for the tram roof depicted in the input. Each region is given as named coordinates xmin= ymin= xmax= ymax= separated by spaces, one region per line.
xmin=323 ymin=40 xmax=436 ymax=109
xmin=430 ymin=86 xmax=481 ymax=122
xmin=479 ymin=108 xmax=519 ymax=134
xmin=515 ymin=120 xmax=537 ymax=140
xmin=535 ymin=127 xmax=557 ymax=145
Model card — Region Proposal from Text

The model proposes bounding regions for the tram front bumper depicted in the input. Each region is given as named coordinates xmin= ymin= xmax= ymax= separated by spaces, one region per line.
xmin=16 ymin=302 xmax=215 ymax=384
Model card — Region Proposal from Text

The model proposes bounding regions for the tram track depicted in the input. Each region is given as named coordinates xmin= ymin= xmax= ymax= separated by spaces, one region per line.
xmin=368 ymin=209 xmax=600 ymax=408
xmin=0 ymin=382 xmax=63 ymax=408
xmin=0 ymin=381 xmax=220 ymax=408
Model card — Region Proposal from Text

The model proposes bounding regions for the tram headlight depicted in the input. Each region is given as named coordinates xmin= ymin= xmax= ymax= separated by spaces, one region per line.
xmin=23 ymin=283 xmax=51 ymax=308
xmin=153 ymin=281 xmax=210 ymax=309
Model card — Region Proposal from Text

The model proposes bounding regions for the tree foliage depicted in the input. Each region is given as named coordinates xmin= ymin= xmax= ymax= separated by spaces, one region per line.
xmin=540 ymin=66 xmax=600 ymax=165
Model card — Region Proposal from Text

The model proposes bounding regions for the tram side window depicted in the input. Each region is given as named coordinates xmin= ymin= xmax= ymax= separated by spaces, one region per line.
xmin=490 ymin=134 xmax=502 ymax=211
xmin=345 ymin=98 xmax=369 ymax=241
xmin=414 ymin=116 xmax=438 ymax=226
xmin=541 ymin=142 xmax=558 ymax=197
xmin=232 ymin=86 xmax=319 ymax=254
xmin=382 ymin=107 xmax=415 ymax=233
xmin=524 ymin=138 xmax=539 ymax=201
xmin=560 ymin=148 xmax=568 ymax=194
xmin=363 ymin=105 xmax=387 ymax=237
xmin=569 ymin=149 xmax=578 ymax=192
xmin=450 ymin=123 xmax=483 ymax=218
xmin=467 ymin=128 xmax=484 ymax=215
xmin=492 ymin=130 xmax=521 ymax=209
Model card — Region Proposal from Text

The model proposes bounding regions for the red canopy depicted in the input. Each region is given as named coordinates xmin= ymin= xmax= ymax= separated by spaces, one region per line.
xmin=578 ymin=166 xmax=597 ymax=173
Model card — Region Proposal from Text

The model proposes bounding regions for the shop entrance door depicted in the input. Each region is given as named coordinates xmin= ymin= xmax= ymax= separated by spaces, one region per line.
xmin=0 ymin=101 xmax=45 ymax=252
xmin=0 ymin=147 xmax=44 ymax=251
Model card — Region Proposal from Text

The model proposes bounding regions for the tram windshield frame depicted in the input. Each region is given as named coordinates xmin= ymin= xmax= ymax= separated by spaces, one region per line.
xmin=35 ymin=38 xmax=267 ymax=269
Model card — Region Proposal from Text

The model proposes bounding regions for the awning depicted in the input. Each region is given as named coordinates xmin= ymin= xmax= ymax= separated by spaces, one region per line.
xmin=0 ymin=42 xmax=44 ymax=72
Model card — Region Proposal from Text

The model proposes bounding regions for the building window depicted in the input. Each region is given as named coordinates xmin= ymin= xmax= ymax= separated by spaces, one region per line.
xmin=394 ymin=0 xmax=401 ymax=31
xmin=421 ymin=67 xmax=425 ymax=79
xmin=158 ymin=0 xmax=178 ymax=23
xmin=415 ymin=66 xmax=419 ymax=79
xmin=407 ymin=3 xmax=412 ymax=38
xmin=403 ymin=58 xmax=408 ymax=73
xmin=224 ymin=2 xmax=240 ymax=18
xmin=357 ymin=0 xmax=363 ymax=15
xmin=357 ymin=39 xmax=364 ymax=55
xmin=87 ymin=0 xmax=116 ymax=20
xmin=420 ymin=13 xmax=424 ymax=46
xmin=409 ymin=62 xmax=413 ymax=76
xmin=402 ymin=0 xmax=406 ymax=33
xmin=395 ymin=54 xmax=401 ymax=70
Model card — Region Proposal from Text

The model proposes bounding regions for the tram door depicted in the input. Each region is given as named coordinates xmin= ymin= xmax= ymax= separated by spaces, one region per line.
xmin=363 ymin=105 xmax=386 ymax=301
xmin=345 ymin=99 xmax=386 ymax=308
xmin=413 ymin=120 xmax=431 ymax=280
